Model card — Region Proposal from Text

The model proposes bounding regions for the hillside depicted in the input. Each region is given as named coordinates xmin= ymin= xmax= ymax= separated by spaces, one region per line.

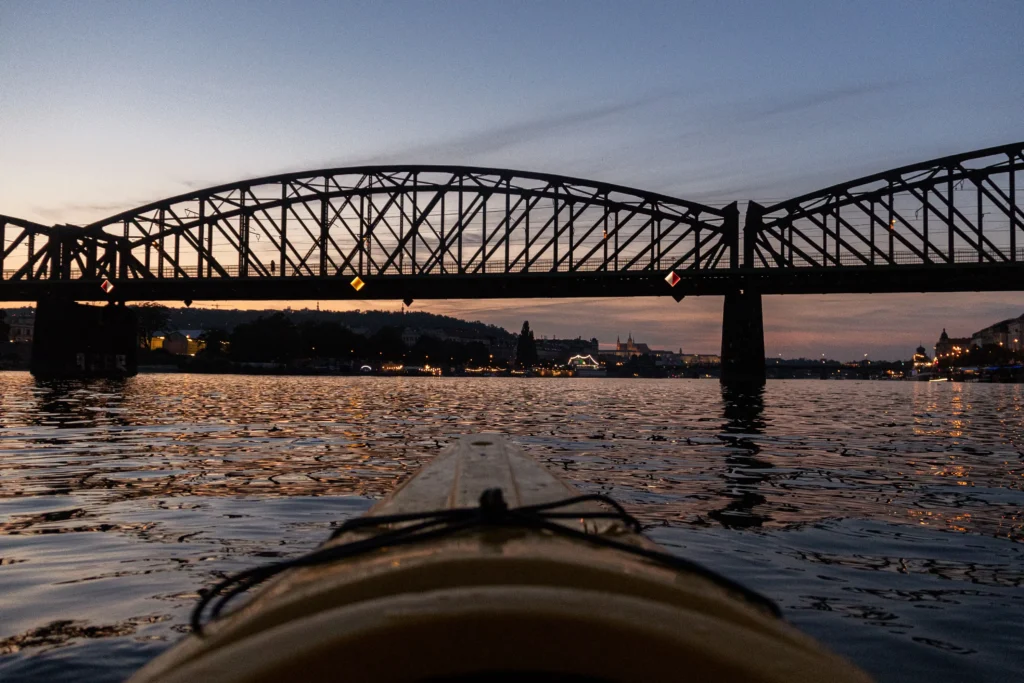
xmin=164 ymin=307 xmax=515 ymax=340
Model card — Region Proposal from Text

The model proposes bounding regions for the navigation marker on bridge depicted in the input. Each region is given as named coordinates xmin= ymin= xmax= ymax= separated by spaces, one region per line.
xmin=350 ymin=276 xmax=366 ymax=292
xmin=100 ymin=279 xmax=115 ymax=294
xmin=664 ymin=271 xmax=681 ymax=287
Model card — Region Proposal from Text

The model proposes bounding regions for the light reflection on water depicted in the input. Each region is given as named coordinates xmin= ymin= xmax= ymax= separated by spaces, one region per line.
xmin=0 ymin=373 xmax=1022 ymax=682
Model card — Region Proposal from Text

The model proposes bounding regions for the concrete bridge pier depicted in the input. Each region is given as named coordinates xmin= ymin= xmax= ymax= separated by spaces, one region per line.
xmin=720 ymin=288 xmax=766 ymax=386
xmin=31 ymin=299 xmax=138 ymax=379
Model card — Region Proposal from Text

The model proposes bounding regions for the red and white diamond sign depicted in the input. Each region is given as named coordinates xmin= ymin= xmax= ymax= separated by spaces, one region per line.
xmin=664 ymin=271 xmax=680 ymax=287
xmin=100 ymin=279 xmax=115 ymax=294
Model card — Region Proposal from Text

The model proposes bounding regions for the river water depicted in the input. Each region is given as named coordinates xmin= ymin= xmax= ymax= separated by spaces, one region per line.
xmin=0 ymin=373 xmax=1021 ymax=682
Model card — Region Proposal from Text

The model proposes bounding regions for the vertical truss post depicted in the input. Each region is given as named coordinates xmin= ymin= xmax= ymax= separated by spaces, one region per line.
xmin=481 ymin=195 xmax=488 ymax=273
xmin=28 ymin=231 xmax=36 ymax=278
xmin=103 ymin=239 xmax=116 ymax=280
xmin=650 ymin=210 xmax=656 ymax=270
xmin=412 ymin=174 xmax=418 ymax=274
xmin=61 ymin=231 xmax=73 ymax=279
xmin=553 ymin=185 xmax=559 ymax=270
xmin=239 ymin=190 xmax=249 ymax=277
xmin=198 ymin=199 xmax=205 ymax=278
xmin=834 ymin=206 xmax=840 ymax=264
xmin=439 ymin=191 xmax=446 ymax=274
xmin=358 ymin=190 xmax=365 ymax=275
xmin=280 ymin=184 xmax=287 ymax=277
xmin=505 ymin=178 xmax=511 ymax=272
xmin=887 ymin=183 xmax=895 ymax=263
xmin=367 ymin=177 xmax=375 ymax=272
xmin=946 ymin=171 xmax=954 ymax=262
xmin=695 ymin=222 xmax=701 ymax=270
xmin=920 ymin=196 xmax=928 ymax=263
xmin=207 ymin=218 xmax=214 ymax=278
xmin=868 ymin=199 xmax=876 ymax=265
xmin=122 ymin=220 xmax=130 ymax=278
xmin=602 ymin=201 xmax=608 ymax=270
xmin=614 ymin=210 xmax=619 ymax=270
xmin=118 ymin=236 xmax=129 ymax=280
xmin=85 ymin=235 xmax=97 ymax=279
xmin=977 ymin=184 xmax=984 ymax=263
xmin=320 ymin=178 xmax=329 ymax=278
xmin=1010 ymin=154 xmax=1017 ymax=261
xmin=723 ymin=201 xmax=739 ymax=270
xmin=398 ymin=189 xmax=405 ymax=275
xmin=524 ymin=194 xmax=530 ymax=271
xmin=158 ymin=208 xmax=166 ymax=278
xmin=0 ymin=220 xmax=5 ymax=276
xmin=46 ymin=230 xmax=60 ymax=280
xmin=174 ymin=221 xmax=181 ymax=278
xmin=821 ymin=208 xmax=827 ymax=264
xmin=457 ymin=179 xmax=463 ymax=274
xmin=742 ymin=201 xmax=762 ymax=269
xmin=569 ymin=199 xmax=575 ymax=272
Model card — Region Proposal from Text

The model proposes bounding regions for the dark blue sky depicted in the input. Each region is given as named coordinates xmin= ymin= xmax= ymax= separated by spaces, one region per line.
xmin=1 ymin=1 xmax=1022 ymax=358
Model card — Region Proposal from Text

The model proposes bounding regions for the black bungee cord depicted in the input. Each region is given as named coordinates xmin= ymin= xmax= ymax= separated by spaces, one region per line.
xmin=191 ymin=489 xmax=780 ymax=635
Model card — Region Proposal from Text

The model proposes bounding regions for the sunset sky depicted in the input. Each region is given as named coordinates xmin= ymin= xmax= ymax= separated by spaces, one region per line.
xmin=2 ymin=1 xmax=1022 ymax=359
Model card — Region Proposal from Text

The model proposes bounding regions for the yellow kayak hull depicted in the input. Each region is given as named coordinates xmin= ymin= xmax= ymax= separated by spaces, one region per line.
xmin=130 ymin=434 xmax=872 ymax=683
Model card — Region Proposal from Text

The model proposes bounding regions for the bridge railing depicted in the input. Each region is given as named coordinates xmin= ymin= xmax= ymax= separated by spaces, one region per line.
xmin=751 ymin=247 xmax=1024 ymax=268
xmin=2 ymin=254 xmax=740 ymax=282
xmin=8 ymin=248 xmax=1021 ymax=281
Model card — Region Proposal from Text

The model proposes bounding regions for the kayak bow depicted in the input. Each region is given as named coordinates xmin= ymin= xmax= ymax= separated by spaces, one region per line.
xmin=130 ymin=434 xmax=872 ymax=683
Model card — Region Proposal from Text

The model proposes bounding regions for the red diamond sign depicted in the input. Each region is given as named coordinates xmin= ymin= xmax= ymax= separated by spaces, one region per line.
xmin=664 ymin=271 xmax=680 ymax=287
xmin=100 ymin=279 xmax=115 ymax=294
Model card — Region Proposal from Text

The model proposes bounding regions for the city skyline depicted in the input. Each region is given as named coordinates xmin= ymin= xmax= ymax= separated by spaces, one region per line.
xmin=2 ymin=1 xmax=1022 ymax=360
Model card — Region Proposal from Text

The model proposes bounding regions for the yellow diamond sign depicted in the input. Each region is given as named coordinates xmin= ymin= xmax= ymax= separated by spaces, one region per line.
xmin=350 ymin=276 xmax=366 ymax=292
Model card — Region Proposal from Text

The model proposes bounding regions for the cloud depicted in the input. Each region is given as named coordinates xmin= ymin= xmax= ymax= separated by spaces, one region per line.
xmin=735 ymin=80 xmax=907 ymax=122
xmin=30 ymin=201 xmax=140 ymax=223
xmin=327 ymin=90 xmax=684 ymax=168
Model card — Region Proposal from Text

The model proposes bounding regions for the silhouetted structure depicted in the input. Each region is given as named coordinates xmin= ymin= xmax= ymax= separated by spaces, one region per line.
xmin=2 ymin=142 xmax=1022 ymax=383
xmin=515 ymin=321 xmax=538 ymax=368
xmin=30 ymin=300 xmax=137 ymax=378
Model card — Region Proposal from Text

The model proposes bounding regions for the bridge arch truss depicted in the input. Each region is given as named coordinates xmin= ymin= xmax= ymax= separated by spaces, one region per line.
xmin=745 ymin=142 xmax=1024 ymax=274
xmin=62 ymin=167 xmax=735 ymax=300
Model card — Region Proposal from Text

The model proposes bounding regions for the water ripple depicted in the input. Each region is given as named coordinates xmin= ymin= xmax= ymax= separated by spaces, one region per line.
xmin=1 ymin=373 xmax=1022 ymax=682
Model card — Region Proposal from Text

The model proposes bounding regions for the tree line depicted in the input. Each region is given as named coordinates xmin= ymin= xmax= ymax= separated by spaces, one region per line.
xmin=208 ymin=313 xmax=495 ymax=366
xmin=135 ymin=303 xmax=543 ymax=368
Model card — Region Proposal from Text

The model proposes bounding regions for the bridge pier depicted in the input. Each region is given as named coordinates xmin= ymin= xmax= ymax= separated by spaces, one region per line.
xmin=31 ymin=299 xmax=138 ymax=379
xmin=720 ymin=289 xmax=766 ymax=386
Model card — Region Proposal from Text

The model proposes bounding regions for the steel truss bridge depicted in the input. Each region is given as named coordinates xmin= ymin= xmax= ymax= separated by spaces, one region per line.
xmin=3 ymin=141 xmax=1021 ymax=304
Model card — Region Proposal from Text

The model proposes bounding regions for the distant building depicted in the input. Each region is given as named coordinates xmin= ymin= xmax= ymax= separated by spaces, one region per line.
xmin=402 ymin=326 xmax=497 ymax=348
xmin=401 ymin=327 xmax=420 ymax=346
xmin=602 ymin=334 xmax=714 ymax=365
xmin=7 ymin=310 xmax=35 ymax=343
xmin=1011 ymin=319 xmax=1024 ymax=352
xmin=610 ymin=333 xmax=651 ymax=358
xmin=935 ymin=328 xmax=971 ymax=359
xmin=911 ymin=344 xmax=933 ymax=376
xmin=680 ymin=353 xmax=721 ymax=366
xmin=535 ymin=336 xmax=599 ymax=362
xmin=158 ymin=329 xmax=205 ymax=355
xmin=969 ymin=314 xmax=1024 ymax=350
